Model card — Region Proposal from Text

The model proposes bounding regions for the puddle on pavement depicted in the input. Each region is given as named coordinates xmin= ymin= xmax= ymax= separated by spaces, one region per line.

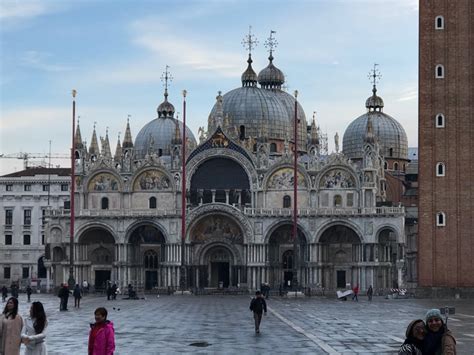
xmin=189 ymin=341 xmax=211 ymax=347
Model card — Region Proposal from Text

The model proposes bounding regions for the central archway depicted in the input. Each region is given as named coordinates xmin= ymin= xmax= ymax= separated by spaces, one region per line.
xmin=318 ymin=225 xmax=362 ymax=290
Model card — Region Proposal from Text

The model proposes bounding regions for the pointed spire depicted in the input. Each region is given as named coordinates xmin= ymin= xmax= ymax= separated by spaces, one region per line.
xmin=214 ymin=91 xmax=224 ymax=128
xmin=157 ymin=66 xmax=175 ymax=118
xmin=310 ymin=111 xmax=319 ymax=145
xmin=172 ymin=120 xmax=182 ymax=145
xmin=241 ymin=26 xmax=258 ymax=87
xmin=258 ymin=30 xmax=285 ymax=89
xmin=365 ymin=116 xmax=376 ymax=144
xmin=89 ymin=122 xmax=99 ymax=155
xmin=365 ymin=64 xmax=384 ymax=111
xmin=102 ymin=127 xmax=112 ymax=157
xmin=122 ymin=115 xmax=134 ymax=149
xmin=75 ymin=117 xmax=83 ymax=149
xmin=114 ymin=132 xmax=122 ymax=161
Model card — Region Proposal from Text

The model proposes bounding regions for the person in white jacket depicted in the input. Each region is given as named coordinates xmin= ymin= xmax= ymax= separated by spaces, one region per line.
xmin=21 ymin=301 xmax=47 ymax=355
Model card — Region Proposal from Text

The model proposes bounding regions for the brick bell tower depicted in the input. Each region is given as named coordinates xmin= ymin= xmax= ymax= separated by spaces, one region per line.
xmin=418 ymin=0 xmax=474 ymax=287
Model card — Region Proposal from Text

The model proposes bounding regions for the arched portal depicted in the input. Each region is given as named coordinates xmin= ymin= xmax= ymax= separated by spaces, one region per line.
xmin=267 ymin=224 xmax=307 ymax=289
xmin=204 ymin=246 xmax=233 ymax=288
xmin=37 ymin=256 xmax=47 ymax=279
xmin=190 ymin=157 xmax=251 ymax=206
xmin=377 ymin=228 xmax=399 ymax=288
xmin=128 ymin=225 xmax=166 ymax=290
xmin=319 ymin=225 xmax=361 ymax=289
xmin=78 ymin=227 xmax=116 ymax=290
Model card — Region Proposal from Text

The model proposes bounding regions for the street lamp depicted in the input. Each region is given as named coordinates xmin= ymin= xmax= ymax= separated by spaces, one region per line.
xmin=179 ymin=90 xmax=187 ymax=292
xmin=292 ymin=90 xmax=299 ymax=291
xmin=68 ymin=89 xmax=77 ymax=289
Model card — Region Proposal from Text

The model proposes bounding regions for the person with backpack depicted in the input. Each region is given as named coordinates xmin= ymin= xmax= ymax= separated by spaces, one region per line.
xmin=249 ymin=291 xmax=267 ymax=334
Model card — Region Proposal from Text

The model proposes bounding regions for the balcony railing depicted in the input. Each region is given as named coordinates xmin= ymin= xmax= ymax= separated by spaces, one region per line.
xmin=243 ymin=206 xmax=405 ymax=217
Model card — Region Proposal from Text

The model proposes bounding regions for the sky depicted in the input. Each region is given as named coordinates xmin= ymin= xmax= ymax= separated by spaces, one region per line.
xmin=0 ymin=0 xmax=419 ymax=175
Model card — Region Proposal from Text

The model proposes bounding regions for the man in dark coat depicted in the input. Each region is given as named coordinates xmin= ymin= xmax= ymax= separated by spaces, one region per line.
xmin=58 ymin=283 xmax=70 ymax=311
xmin=249 ymin=291 xmax=267 ymax=334
xmin=1 ymin=285 xmax=7 ymax=302
xmin=26 ymin=285 xmax=33 ymax=302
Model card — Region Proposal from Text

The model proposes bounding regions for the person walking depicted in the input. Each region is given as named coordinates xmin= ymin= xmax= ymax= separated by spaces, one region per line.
xmin=106 ymin=283 xmax=112 ymax=301
xmin=423 ymin=308 xmax=456 ymax=355
xmin=88 ymin=307 xmax=115 ymax=355
xmin=1 ymin=286 xmax=7 ymax=302
xmin=73 ymin=284 xmax=82 ymax=308
xmin=58 ymin=284 xmax=70 ymax=311
xmin=0 ymin=297 xmax=23 ymax=355
xmin=26 ymin=286 xmax=33 ymax=303
xmin=367 ymin=285 xmax=373 ymax=302
xmin=398 ymin=319 xmax=425 ymax=355
xmin=111 ymin=284 xmax=117 ymax=301
xmin=82 ymin=280 xmax=89 ymax=295
xmin=352 ymin=284 xmax=359 ymax=302
xmin=11 ymin=284 xmax=19 ymax=299
xmin=21 ymin=301 xmax=47 ymax=355
xmin=249 ymin=291 xmax=267 ymax=334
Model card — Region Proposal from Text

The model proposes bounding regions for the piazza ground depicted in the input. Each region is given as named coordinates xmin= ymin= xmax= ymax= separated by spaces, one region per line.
xmin=5 ymin=293 xmax=474 ymax=354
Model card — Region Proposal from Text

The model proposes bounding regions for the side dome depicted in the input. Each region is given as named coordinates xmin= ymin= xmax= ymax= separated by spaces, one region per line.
xmin=342 ymin=111 xmax=408 ymax=160
xmin=273 ymin=90 xmax=307 ymax=151
xmin=257 ymin=54 xmax=285 ymax=89
xmin=208 ymin=86 xmax=291 ymax=141
xmin=135 ymin=118 xmax=197 ymax=159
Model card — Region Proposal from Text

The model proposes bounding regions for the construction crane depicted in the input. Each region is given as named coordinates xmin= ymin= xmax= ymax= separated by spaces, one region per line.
xmin=0 ymin=152 xmax=70 ymax=169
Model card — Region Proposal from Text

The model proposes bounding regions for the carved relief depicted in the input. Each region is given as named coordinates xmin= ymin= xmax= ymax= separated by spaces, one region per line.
xmin=211 ymin=132 xmax=229 ymax=148
xmin=191 ymin=215 xmax=243 ymax=244
xmin=267 ymin=168 xmax=306 ymax=189
xmin=320 ymin=169 xmax=355 ymax=189
xmin=88 ymin=173 xmax=119 ymax=191
xmin=134 ymin=170 xmax=171 ymax=191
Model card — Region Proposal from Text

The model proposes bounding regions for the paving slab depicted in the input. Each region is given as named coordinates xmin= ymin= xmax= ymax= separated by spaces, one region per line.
xmin=2 ymin=294 xmax=472 ymax=354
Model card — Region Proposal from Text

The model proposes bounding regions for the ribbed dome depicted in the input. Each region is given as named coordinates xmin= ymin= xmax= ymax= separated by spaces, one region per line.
xmin=342 ymin=111 xmax=408 ymax=160
xmin=365 ymin=86 xmax=384 ymax=111
xmin=241 ymin=55 xmax=257 ymax=87
xmin=257 ymin=55 xmax=285 ymax=89
xmin=157 ymin=90 xmax=175 ymax=118
xmin=273 ymin=90 xmax=307 ymax=150
xmin=208 ymin=86 xmax=292 ymax=141
xmin=135 ymin=117 xmax=196 ymax=159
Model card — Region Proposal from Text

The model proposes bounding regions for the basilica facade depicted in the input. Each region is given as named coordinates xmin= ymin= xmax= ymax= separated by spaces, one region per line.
xmin=44 ymin=44 xmax=408 ymax=293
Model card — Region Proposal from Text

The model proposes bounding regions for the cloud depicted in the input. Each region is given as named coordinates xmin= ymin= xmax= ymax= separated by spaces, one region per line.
xmin=0 ymin=1 xmax=48 ymax=20
xmin=20 ymin=50 xmax=75 ymax=72
xmin=397 ymin=86 xmax=418 ymax=102
xmin=0 ymin=107 xmax=70 ymax=132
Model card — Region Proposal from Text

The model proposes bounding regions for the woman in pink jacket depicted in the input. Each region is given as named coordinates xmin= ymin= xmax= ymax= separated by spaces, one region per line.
xmin=88 ymin=307 xmax=115 ymax=355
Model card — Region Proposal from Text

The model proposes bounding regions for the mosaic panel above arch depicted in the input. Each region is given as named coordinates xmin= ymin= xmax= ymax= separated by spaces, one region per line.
xmin=267 ymin=168 xmax=307 ymax=189
xmin=319 ymin=169 xmax=356 ymax=189
xmin=88 ymin=173 xmax=120 ymax=192
xmin=133 ymin=170 xmax=171 ymax=191
xmin=191 ymin=215 xmax=243 ymax=244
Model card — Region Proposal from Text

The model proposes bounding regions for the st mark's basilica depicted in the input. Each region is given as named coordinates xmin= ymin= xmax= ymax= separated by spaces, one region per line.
xmin=44 ymin=32 xmax=408 ymax=293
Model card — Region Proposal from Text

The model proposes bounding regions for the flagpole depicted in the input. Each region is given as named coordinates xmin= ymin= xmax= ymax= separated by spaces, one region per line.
xmin=68 ymin=90 xmax=77 ymax=289
xmin=180 ymin=90 xmax=187 ymax=292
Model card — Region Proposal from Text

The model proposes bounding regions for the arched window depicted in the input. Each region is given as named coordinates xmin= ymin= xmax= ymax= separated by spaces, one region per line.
xmin=239 ymin=125 xmax=245 ymax=140
xmin=334 ymin=195 xmax=342 ymax=207
xmin=149 ymin=197 xmax=157 ymax=209
xmin=253 ymin=144 xmax=257 ymax=153
xmin=270 ymin=143 xmax=277 ymax=153
xmin=435 ymin=16 xmax=444 ymax=29
xmin=435 ymin=64 xmax=445 ymax=78
xmin=436 ymin=212 xmax=446 ymax=227
xmin=158 ymin=149 xmax=163 ymax=157
xmin=384 ymin=161 xmax=388 ymax=170
xmin=394 ymin=162 xmax=399 ymax=171
xmin=282 ymin=250 xmax=293 ymax=270
xmin=436 ymin=113 xmax=445 ymax=128
xmin=101 ymin=197 xmax=109 ymax=210
xmin=389 ymin=148 xmax=393 ymax=157
xmin=436 ymin=162 xmax=445 ymax=176
xmin=144 ymin=250 xmax=159 ymax=269
xmin=283 ymin=195 xmax=291 ymax=208
xmin=403 ymin=164 xmax=406 ymax=172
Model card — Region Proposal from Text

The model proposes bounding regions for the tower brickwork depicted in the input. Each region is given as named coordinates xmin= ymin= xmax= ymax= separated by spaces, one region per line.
xmin=419 ymin=0 xmax=474 ymax=286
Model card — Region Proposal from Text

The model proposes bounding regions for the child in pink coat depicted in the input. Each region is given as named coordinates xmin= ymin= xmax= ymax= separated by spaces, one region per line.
xmin=88 ymin=307 xmax=115 ymax=355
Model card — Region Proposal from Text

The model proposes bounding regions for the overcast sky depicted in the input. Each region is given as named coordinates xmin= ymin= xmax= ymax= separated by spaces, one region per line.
xmin=0 ymin=0 xmax=418 ymax=175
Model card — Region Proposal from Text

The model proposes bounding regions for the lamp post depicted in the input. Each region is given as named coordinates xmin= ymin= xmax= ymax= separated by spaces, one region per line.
xmin=68 ymin=90 xmax=77 ymax=289
xmin=292 ymin=90 xmax=299 ymax=291
xmin=179 ymin=90 xmax=187 ymax=292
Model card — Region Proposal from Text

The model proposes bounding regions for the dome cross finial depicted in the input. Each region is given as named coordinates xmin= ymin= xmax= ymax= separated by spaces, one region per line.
xmin=161 ymin=65 xmax=173 ymax=99
xmin=368 ymin=63 xmax=382 ymax=91
xmin=242 ymin=25 xmax=258 ymax=56
xmin=264 ymin=30 xmax=278 ymax=61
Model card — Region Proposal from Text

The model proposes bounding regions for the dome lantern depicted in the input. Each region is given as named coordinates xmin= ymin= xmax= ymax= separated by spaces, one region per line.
xmin=241 ymin=26 xmax=258 ymax=87
xmin=157 ymin=65 xmax=175 ymax=118
xmin=258 ymin=30 xmax=285 ymax=90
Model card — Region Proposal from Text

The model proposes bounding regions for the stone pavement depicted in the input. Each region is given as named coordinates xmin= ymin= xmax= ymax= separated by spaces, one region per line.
xmin=3 ymin=293 xmax=473 ymax=354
